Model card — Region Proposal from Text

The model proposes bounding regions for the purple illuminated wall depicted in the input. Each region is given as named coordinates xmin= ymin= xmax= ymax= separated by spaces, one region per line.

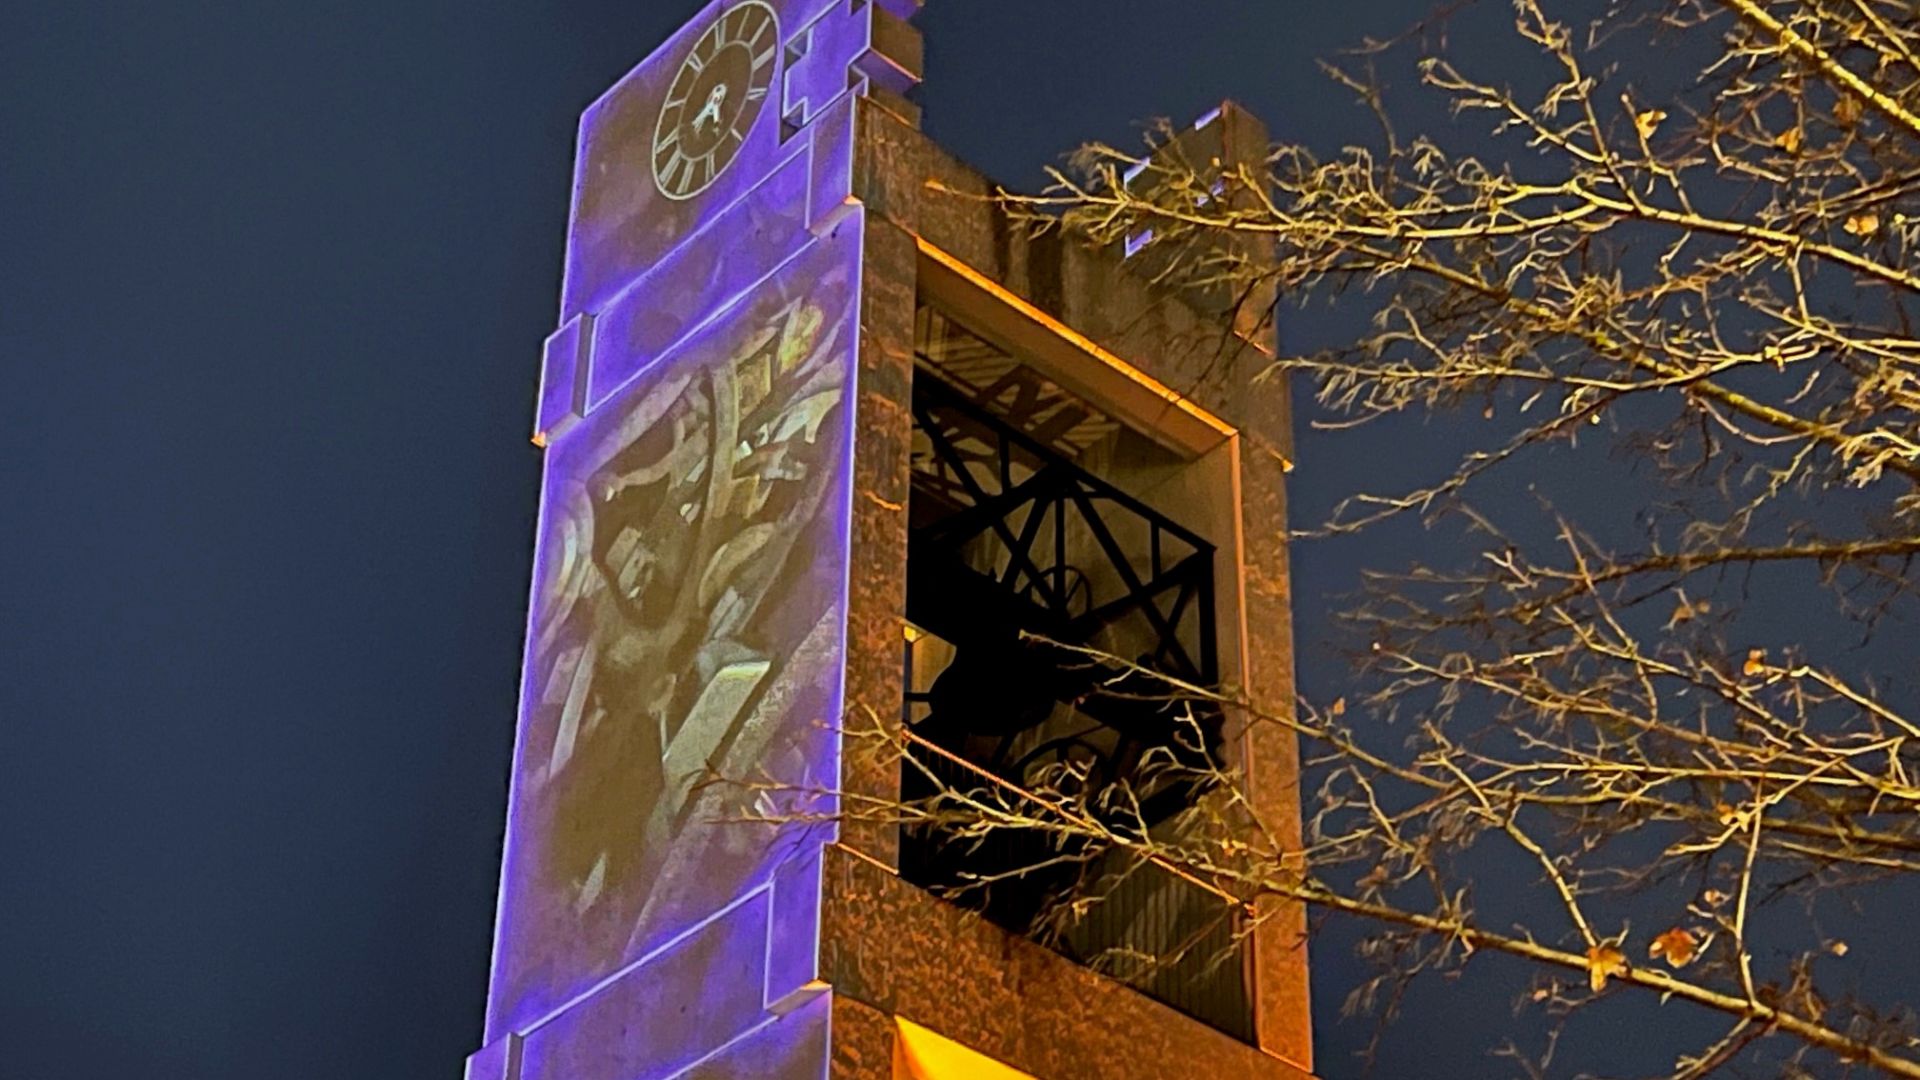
xmin=491 ymin=226 xmax=856 ymax=1036
xmin=471 ymin=1 xmax=918 ymax=1076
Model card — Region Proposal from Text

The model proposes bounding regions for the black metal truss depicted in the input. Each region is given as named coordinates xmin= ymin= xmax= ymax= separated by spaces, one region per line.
xmin=908 ymin=370 xmax=1218 ymax=687
xmin=900 ymin=370 xmax=1252 ymax=1043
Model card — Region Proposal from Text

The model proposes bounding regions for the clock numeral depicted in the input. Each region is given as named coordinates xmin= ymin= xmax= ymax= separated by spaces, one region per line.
xmin=661 ymin=151 xmax=690 ymax=193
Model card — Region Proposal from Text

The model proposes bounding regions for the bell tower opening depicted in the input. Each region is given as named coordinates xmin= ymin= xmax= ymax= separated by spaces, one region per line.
xmin=899 ymin=298 xmax=1255 ymax=1043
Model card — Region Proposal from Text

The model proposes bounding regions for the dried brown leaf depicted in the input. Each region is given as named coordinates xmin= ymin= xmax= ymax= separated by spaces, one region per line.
xmin=1649 ymin=927 xmax=1699 ymax=968
xmin=1586 ymin=944 xmax=1628 ymax=992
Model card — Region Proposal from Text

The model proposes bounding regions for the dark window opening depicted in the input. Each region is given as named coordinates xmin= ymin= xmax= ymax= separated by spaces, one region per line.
xmin=899 ymin=306 xmax=1255 ymax=1043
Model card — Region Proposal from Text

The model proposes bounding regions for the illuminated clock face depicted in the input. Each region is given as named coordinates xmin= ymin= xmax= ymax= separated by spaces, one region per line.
xmin=651 ymin=2 xmax=780 ymax=201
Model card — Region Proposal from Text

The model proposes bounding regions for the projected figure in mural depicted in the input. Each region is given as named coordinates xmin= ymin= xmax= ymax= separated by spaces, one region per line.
xmin=494 ymin=245 xmax=854 ymax=1025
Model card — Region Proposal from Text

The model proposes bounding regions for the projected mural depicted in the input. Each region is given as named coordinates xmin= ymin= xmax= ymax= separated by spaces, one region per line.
xmin=490 ymin=233 xmax=856 ymax=1035
xmin=472 ymin=0 xmax=928 ymax=1069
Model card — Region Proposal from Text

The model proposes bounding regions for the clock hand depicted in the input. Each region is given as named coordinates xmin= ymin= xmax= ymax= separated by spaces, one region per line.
xmin=692 ymin=83 xmax=728 ymax=134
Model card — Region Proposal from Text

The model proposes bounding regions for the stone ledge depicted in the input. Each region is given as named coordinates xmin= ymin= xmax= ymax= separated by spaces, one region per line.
xmin=818 ymin=844 xmax=1316 ymax=1080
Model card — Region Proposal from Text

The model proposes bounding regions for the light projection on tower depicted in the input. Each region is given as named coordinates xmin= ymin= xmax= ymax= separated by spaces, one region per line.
xmin=489 ymin=224 xmax=858 ymax=1040
xmin=474 ymin=0 xmax=925 ymax=1074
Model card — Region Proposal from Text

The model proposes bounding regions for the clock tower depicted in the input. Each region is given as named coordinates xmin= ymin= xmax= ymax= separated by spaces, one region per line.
xmin=469 ymin=3 xmax=1314 ymax=1078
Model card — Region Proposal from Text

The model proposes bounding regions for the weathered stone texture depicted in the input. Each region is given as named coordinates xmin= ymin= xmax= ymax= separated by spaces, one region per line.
xmin=838 ymin=216 xmax=918 ymax=868
xmin=821 ymin=845 xmax=1314 ymax=1080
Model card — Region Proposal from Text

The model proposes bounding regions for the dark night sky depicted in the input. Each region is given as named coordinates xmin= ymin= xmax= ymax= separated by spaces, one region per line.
xmin=9 ymin=3 xmax=1906 ymax=1078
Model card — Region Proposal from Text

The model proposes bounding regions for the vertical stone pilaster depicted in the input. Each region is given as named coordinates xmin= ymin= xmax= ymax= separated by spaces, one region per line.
xmin=828 ymin=994 xmax=898 ymax=1080
xmin=1239 ymin=429 xmax=1311 ymax=1071
xmin=837 ymin=216 xmax=918 ymax=868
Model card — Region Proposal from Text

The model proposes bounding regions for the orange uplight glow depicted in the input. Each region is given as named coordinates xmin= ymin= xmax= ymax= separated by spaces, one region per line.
xmin=893 ymin=1016 xmax=1037 ymax=1080
xmin=914 ymin=239 xmax=1238 ymax=458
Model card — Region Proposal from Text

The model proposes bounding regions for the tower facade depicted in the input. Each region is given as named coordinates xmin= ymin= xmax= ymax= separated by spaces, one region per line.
xmin=470 ymin=4 xmax=1313 ymax=1078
